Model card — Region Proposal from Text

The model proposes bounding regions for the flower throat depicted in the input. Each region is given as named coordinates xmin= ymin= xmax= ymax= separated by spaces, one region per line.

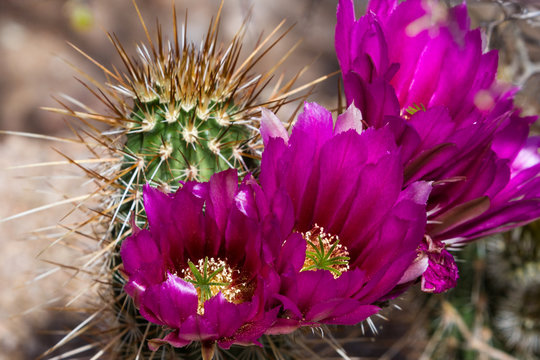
xmin=301 ymin=225 xmax=350 ymax=278
xmin=181 ymin=257 xmax=247 ymax=314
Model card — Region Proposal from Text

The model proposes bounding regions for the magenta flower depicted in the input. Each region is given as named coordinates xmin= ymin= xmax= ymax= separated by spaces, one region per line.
xmin=120 ymin=170 xmax=280 ymax=358
xmin=335 ymin=0 xmax=540 ymax=292
xmin=336 ymin=0 xmax=508 ymax=124
xmin=259 ymin=103 xmax=431 ymax=331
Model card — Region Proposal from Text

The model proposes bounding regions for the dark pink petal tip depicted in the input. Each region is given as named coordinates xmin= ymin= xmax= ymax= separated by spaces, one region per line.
xmin=419 ymin=237 xmax=459 ymax=293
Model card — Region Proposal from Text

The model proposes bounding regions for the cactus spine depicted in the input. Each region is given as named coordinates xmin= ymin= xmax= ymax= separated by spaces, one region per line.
xmin=43 ymin=2 xmax=304 ymax=358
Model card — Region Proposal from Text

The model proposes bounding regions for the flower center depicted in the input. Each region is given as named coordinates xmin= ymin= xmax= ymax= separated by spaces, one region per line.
xmin=181 ymin=257 xmax=246 ymax=314
xmin=301 ymin=224 xmax=350 ymax=279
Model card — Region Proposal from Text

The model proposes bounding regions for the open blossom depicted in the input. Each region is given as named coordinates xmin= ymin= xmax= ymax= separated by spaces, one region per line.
xmin=120 ymin=170 xmax=280 ymax=358
xmin=259 ymin=103 xmax=431 ymax=331
xmin=335 ymin=0 xmax=540 ymax=292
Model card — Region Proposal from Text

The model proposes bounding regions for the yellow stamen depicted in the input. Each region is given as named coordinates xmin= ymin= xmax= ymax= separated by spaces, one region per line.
xmin=181 ymin=257 xmax=245 ymax=315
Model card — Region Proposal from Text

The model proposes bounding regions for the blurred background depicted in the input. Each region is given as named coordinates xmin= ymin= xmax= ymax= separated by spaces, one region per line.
xmin=0 ymin=0 xmax=539 ymax=359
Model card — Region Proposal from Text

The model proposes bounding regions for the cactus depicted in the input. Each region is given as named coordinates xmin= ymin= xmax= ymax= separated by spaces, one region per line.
xmin=488 ymin=222 xmax=540 ymax=359
xmin=55 ymin=2 xmax=296 ymax=237
xmin=493 ymin=265 xmax=540 ymax=358
xmin=40 ymin=2 xmax=311 ymax=358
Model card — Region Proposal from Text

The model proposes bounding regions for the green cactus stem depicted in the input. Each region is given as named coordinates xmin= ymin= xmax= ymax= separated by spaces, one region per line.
xmin=42 ymin=1 xmax=307 ymax=358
